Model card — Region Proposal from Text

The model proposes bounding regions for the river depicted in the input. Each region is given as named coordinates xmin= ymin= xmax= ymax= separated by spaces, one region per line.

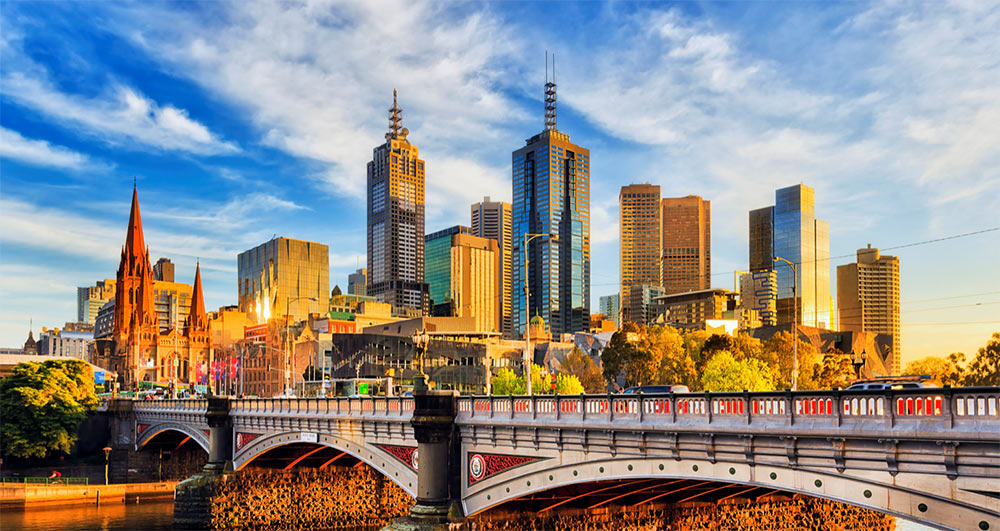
xmin=0 ymin=500 xmax=938 ymax=530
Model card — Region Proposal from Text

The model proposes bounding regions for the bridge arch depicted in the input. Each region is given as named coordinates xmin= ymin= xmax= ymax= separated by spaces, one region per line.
xmin=136 ymin=422 xmax=210 ymax=453
xmin=233 ymin=431 xmax=418 ymax=498
xmin=463 ymin=455 xmax=998 ymax=531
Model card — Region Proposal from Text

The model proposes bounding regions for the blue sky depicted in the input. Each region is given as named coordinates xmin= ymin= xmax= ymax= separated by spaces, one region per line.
xmin=1 ymin=1 xmax=998 ymax=363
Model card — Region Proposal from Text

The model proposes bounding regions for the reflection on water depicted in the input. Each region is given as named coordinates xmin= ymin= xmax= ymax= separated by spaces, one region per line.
xmin=0 ymin=499 xmax=939 ymax=531
xmin=0 ymin=498 xmax=174 ymax=531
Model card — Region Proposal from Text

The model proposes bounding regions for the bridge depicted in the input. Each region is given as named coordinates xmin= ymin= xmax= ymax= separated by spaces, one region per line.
xmin=106 ymin=387 xmax=1000 ymax=530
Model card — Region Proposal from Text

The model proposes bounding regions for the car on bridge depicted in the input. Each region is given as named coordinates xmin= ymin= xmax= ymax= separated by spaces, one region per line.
xmin=621 ymin=384 xmax=690 ymax=394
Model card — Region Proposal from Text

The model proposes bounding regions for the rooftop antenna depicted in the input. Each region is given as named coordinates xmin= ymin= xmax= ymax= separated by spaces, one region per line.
xmin=544 ymin=52 xmax=557 ymax=131
xmin=387 ymin=88 xmax=403 ymax=140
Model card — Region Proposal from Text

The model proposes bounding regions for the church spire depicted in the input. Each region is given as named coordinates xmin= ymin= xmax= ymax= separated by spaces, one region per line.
xmin=188 ymin=261 xmax=208 ymax=334
xmin=124 ymin=182 xmax=147 ymax=263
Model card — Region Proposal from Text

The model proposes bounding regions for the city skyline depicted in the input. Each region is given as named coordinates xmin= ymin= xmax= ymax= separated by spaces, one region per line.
xmin=2 ymin=1 xmax=999 ymax=364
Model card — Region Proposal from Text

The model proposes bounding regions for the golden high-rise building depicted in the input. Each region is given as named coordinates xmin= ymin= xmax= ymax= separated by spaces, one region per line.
xmin=661 ymin=195 xmax=711 ymax=294
xmin=367 ymin=90 xmax=428 ymax=314
xmin=837 ymin=245 xmax=901 ymax=374
xmin=619 ymin=184 xmax=661 ymax=324
xmin=472 ymin=197 xmax=512 ymax=337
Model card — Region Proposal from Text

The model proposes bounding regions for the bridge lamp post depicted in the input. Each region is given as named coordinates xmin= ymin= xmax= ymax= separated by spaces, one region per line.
xmin=411 ymin=328 xmax=430 ymax=392
xmin=285 ymin=296 xmax=318 ymax=395
xmin=102 ymin=446 xmax=111 ymax=485
xmin=523 ymin=232 xmax=557 ymax=396
xmin=773 ymin=256 xmax=798 ymax=391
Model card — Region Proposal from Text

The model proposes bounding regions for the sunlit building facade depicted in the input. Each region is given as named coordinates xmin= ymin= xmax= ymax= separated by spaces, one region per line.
xmin=749 ymin=184 xmax=832 ymax=329
xmin=619 ymin=184 xmax=661 ymax=324
xmin=661 ymin=195 xmax=711 ymax=294
xmin=77 ymin=279 xmax=116 ymax=325
xmin=238 ymin=237 xmax=330 ymax=324
xmin=471 ymin=197 xmax=513 ymax=338
xmin=367 ymin=90 xmax=428 ymax=315
xmin=837 ymin=245 xmax=900 ymax=374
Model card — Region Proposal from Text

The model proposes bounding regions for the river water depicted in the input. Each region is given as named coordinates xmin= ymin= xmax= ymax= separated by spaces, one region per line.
xmin=0 ymin=500 xmax=937 ymax=530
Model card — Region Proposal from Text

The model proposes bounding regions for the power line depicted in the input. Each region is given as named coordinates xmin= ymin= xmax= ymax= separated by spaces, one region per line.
xmin=902 ymin=321 xmax=1000 ymax=326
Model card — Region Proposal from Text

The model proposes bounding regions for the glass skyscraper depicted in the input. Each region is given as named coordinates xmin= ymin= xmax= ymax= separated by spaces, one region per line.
xmin=749 ymin=184 xmax=831 ymax=329
xmin=511 ymin=64 xmax=590 ymax=338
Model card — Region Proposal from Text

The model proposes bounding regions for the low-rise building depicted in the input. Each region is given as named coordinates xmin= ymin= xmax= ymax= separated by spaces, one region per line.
xmin=38 ymin=325 xmax=94 ymax=361
xmin=653 ymin=289 xmax=738 ymax=327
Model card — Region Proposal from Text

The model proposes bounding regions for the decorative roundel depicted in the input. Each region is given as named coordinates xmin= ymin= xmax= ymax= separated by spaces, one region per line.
xmin=412 ymin=449 xmax=419 ymax=470
xmin=470 ymin=454 xmax=485 ymax=480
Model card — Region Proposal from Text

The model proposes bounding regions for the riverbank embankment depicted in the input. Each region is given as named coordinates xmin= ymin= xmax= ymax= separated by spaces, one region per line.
xmin=0 ymin=481 xmax=177 ymax=508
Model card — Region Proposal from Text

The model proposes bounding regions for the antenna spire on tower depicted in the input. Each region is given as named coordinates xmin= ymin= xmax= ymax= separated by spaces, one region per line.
xmin=387 ymin=89 xmax=403 ymax=140
xmin=544 ymin=52 xmax=557 ymax=131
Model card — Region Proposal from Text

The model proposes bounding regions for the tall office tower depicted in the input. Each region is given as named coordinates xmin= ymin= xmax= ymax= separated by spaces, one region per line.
xmin=152 ymin=257 xmax=175 ymax=282
xmin=471 ymin=197 xmax=513 ymax=337
xmin=367 ymin=90 xmax=428 ymax=315
xmin=661 ymin=195 xmax=711 ymax=294
xmin=512 ymin=57 xmax=591 ymax=338
xmin=619 ymin=184 xmax=662 ymax=324
xmin=425 ymin=226 xmax=500 ymax=332
xmin=348 ymin=268 xmax=368 ymax=296
xmin=837 ymin=245 xmax=901 ymax=374
xmin=599 ymin=294 xmax=620 ymax=328
xmin=237 ymin=237 xmax=330 ymax=323
xmin=749 ymin=184 xmax=832 ymax=328
xmin=77 ymin=279 xmax=115 ymax=324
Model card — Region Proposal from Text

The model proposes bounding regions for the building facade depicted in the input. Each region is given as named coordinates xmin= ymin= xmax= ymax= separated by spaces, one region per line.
xmin=512 ymin=67 xmax=590 ymax=339
xmin=38 ymin=326 xmax=94 ymax=360
xmin=425 ymin=226 xmax=471 ymax=312
xmin=619 ymin=184 xmax=661 ymax=324
xmin=425 ymin=226 xmax=500 ymax=333
xmin=661 ymin=195 xmax=711 ymax=294
xmin=153 ymin=257 xmax=175 ymax=282
xmin=77 ymin=279 xmax=115 ymax=325
xmin=654 ymin=288 xmax=737 ymax=327
xmin=348 ymin=268 xmax=368 ymax=296
xmin=366 ymin=90 xmax=428 ymax=315
xmin=627 ymin=283 xmax=666 ymax=326
xmin=837 ymin=245 xmax=901 ymax=374
xmin=238 ymin=237 xmax=330 ymax=324
xmin=739 ymin=270 xmax=778 ymax=328
xmin=599 ymin=294 xmax=620 ymax=328
xmin=749 ymin=184 xmax=832 ymax=329
xmin=471 ymin=196 xmax=513 ymax=338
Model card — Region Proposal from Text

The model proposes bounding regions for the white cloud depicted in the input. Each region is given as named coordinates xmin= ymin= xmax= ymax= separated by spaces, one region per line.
xmin=0 ymin=127 xmax=110 ymax=171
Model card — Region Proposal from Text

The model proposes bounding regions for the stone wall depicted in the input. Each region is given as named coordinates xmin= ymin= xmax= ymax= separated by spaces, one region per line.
xmin=175 ymin=467 xmax=413 ymax=530
xmin=110 ymin=441 xmax=208 ymax=484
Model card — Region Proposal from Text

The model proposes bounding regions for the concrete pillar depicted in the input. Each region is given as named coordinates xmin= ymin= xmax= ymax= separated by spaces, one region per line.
xmin=203 ymin=396 xmax=233 ymax=474
xmin=385 ymin=389 xmax=461 ymax=530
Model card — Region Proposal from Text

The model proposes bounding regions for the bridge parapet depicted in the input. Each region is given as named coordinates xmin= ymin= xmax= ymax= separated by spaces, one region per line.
xmin=230 ymin=396 xmax=414 ymax=419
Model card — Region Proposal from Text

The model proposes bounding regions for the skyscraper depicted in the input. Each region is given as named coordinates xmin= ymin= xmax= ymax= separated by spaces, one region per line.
xmin=619 ymin=184 xmax=661 ymax=324
xmin=837 ymin=245 xmax=900 ymax=374
xmin=237 ymin=237 xmax=330 ymax=323
xmin=367 ymin=90 xmax=428 ymax=315
xmin=77 ymin=279 xmax=115 ymax=325
xmin=749 ymin=184 xmax=832 ymax=328
xmin=471 ymin=197 xmax=513 ymax=337
xmin=661 ymin=195 xmax=711 ymax=294
xmin=348 ymin=268 xmax=367 ymax=296
xmin=424 ymin=226 xmax=500 ymax=332
xmin=425 ymin=225 xmax=471 ymax=312
xmin=599 ymin=294 xmax=620 ymax=328
xmin=512 ymin=57 xmax=590 ymax=338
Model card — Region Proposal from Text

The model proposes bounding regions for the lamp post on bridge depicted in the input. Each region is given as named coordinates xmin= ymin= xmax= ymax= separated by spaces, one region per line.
xmin=285 ymin=296 xmax=318 ymax=395
xmin=411 ymin=328 xmax=430 ymax=392
xmin=773 ymin=256 xmax=798 ymax=391
xmin=522 ymin=232 xmax=557 ymax=396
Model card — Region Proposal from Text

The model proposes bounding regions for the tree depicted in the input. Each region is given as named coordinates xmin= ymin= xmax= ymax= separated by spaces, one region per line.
xmin=491 ymin=368 xmax=524 ymax=395
xmin=964 ymin=333 xmax=1000 ymax=387
xmin=904 ymin=354 xmax=965 ymax=386
xmin=702 ymin=334 xmax=735 ymax=357
xmin=811 ymin=350 xmax=856 ymax=390
xmin=601 ymin=323 xmax=658 ymax=388
xmin=644 ymin=325 xmax=698 ymax=390
xmin=555 ymin=374 xmax=585 ymax=395
xmin=700 ymin=352 xmax=775 ymax=392
xmin=760 ymin=331 xmax=819 ymax=390
xmin=1 ymin=359 xmax=98 ymax=459
xmin=560 ymin=348 xmax=605 ymax=393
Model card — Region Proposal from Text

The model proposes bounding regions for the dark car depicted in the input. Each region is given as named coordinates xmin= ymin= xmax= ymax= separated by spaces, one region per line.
xmin=622 ymin=384 xmax=690 ymax=394
xmin=845 ymin=382 xmax=925 ymax=391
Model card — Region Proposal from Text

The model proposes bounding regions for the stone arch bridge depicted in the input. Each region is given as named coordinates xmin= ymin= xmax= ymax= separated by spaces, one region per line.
xmin=104 ymin=387 xmax=1000 ymax=530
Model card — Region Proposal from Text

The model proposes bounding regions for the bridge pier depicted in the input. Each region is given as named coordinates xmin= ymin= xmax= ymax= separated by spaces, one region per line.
xmin=173 ymin=397 xmax=234 ymax=529
xmin=385 ymin=390 xmax=463 ymax=531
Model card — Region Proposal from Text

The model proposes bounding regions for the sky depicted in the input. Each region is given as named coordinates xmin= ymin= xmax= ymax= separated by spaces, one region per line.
xmin=1 ymin=1 xmax=998 ymax=365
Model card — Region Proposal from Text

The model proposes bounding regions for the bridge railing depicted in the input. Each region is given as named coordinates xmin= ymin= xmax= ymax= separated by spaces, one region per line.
xmin=133 ymin=399 xmax=209 ymax=414
xmin=456 ymin=387 xmax=1000 ymax=430
xmin=230 ymin=396 xmax=415 ymax=419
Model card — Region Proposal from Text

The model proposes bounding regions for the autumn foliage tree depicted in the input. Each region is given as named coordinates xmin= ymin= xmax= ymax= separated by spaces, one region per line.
xmin=700 ymin=352 xmax=775 ymax=392
xmin=560 ymin=348 xmax=606 ymax=393
xmin=1 ymin=359 xmax=98 ymax=459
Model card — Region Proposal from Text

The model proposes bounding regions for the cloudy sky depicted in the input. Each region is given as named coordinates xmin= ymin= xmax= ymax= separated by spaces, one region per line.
xmin=1 ymin=1 xmax=998 ymax=364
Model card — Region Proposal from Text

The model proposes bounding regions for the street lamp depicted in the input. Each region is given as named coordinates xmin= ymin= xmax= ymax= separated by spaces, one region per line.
xmin=285 ymin=296 xmax=319 ymax=395
xmin=522 ymin=232 xmax=557 ymax=396
xmin=411 ymin=328 xmax=430 ymax=391
xmin=773 ymin=256 xmax=798 ymax=391
xmin=102 ymin=446 xmax=112 ymax=485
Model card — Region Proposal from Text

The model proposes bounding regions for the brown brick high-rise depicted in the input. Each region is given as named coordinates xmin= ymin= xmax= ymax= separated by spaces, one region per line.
xmin=619 ymin=184 xmax=661 ymax=324
xmin=661 ymin=195 xmax=711 ymax=294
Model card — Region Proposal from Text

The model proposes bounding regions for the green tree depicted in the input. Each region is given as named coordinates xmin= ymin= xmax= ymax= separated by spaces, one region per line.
xmin=555 ymin=373 xmax=585 ymax=395
xmin=963 ymin=333 xmax=1000 ymax=387
xmin=700 ymin=352 xmax=775 ymax=392
xmin=760 ymin=331 xmax=819 ymax=390
xmin=490 ymin=367 xmax=524 ymax=395
xmin=560 ymin=348 xmax=605 ymax=393
xmin=1 ymin=359 xmax=98 ymax=459
xmin=530 ymin=363 xmax=551 ymax=394
xmin=811 ymin=350 xmax=856 ymax=390
xmin=904 ymin=354 xmax=966 ymax=386
xmin=601 ymin=323 xmax=658 ymax=388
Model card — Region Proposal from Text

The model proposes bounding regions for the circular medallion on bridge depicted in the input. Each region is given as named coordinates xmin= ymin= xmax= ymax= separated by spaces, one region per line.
xmin=470 ymin=454 xmax=485 ymax=480
xmin=411 ymin=449 xmax=419 ymax=470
